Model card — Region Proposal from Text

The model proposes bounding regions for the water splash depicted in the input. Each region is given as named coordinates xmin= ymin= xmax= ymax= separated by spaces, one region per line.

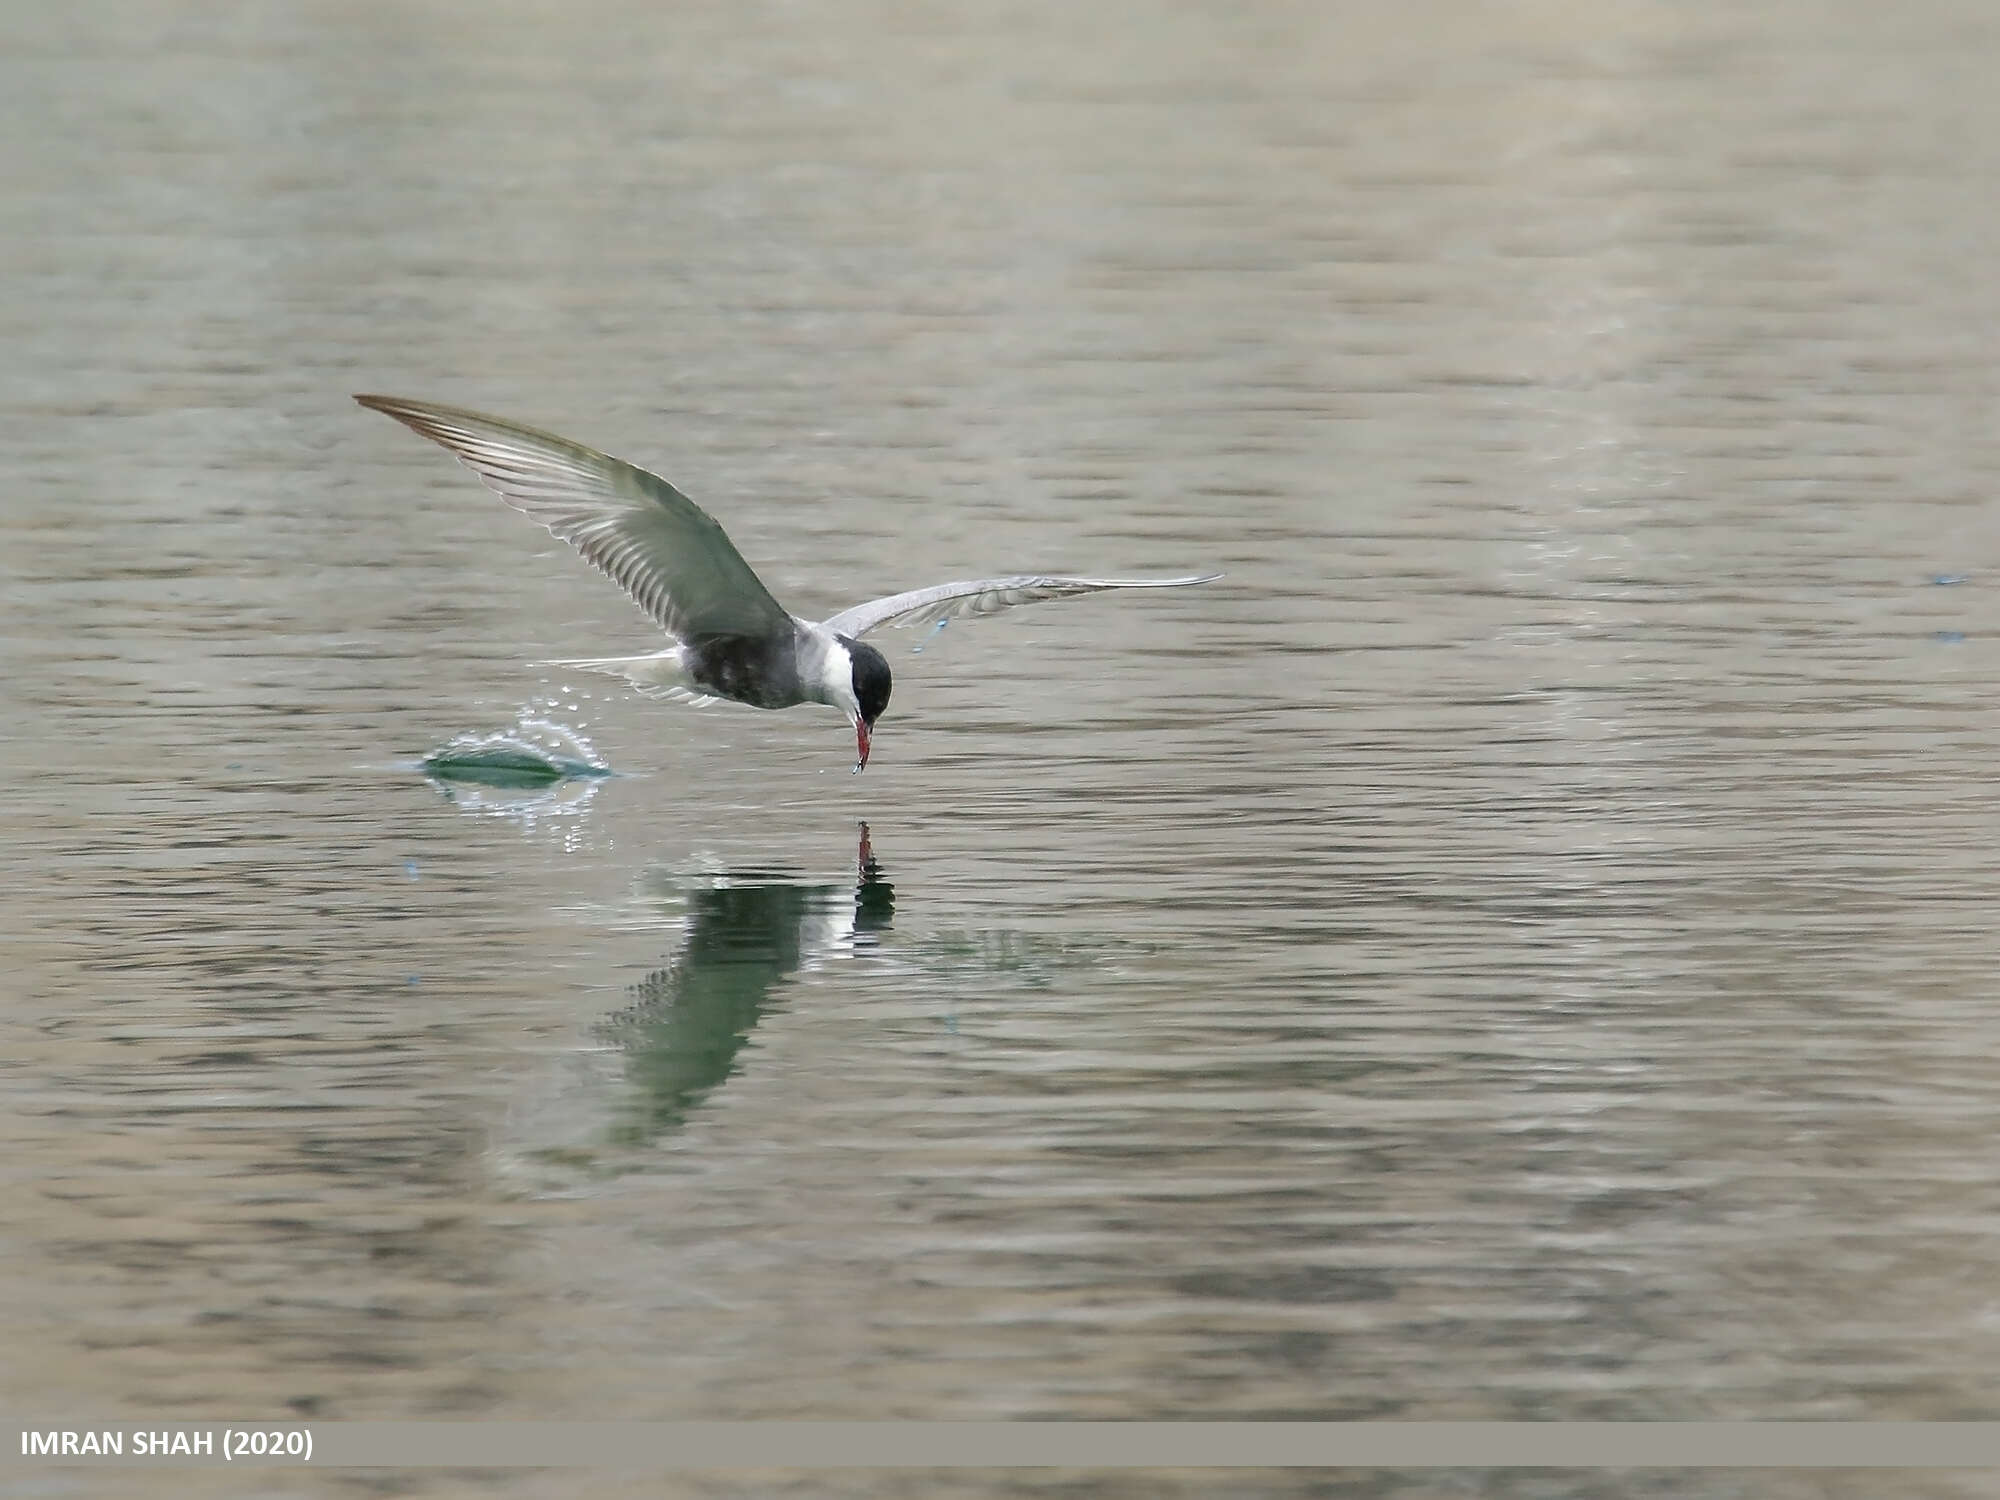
xmin=418 ymin=708 xmax=613 ymax=826
xmin=421 ymin=711 xmax=611 ymax=788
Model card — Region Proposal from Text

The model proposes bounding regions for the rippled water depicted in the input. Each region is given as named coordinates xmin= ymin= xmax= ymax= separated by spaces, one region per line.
xmin=8 ymin=0 xmax=2000 ymax=1495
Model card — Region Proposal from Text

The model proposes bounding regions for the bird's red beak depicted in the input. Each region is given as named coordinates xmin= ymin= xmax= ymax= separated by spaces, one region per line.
xmin=853 ymin=718 xmax=872 ymax=773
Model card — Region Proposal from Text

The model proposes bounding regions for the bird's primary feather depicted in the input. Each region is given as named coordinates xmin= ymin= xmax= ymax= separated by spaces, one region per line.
xmin=354 ymin=395 xmax=794 ymax=645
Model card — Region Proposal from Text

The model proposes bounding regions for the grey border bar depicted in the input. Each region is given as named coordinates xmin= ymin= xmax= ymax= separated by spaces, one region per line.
xmin=8 ymin=1423 xmax=2000 ymax=1468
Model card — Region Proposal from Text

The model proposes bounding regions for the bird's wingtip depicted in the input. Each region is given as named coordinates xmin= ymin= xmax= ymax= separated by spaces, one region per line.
xmin=355 ymin=394 xmax=460 ymax=433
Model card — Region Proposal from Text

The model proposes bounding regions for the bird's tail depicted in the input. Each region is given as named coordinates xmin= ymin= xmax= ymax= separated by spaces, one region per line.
xmin=536 ymin=650 xmax=709 ymax=702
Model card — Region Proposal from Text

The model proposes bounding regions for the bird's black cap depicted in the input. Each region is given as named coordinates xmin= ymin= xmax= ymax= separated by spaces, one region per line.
xmin=842 ymin=636 xmax=893 ymax=724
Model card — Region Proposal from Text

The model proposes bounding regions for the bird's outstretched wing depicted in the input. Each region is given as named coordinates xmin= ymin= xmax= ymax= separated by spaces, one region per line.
xmin=356 ymin=395 xmax=795 ymax=645
xmin=819 ymin=573 xmax=1221 ymax=640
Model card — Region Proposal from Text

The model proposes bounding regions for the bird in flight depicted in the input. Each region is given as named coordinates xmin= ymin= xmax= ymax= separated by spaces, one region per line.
xmin=356 ymin=395 xmax=1220 ymax=771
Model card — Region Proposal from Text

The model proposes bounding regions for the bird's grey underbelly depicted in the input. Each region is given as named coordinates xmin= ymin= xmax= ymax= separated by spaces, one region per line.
xmin=685 ymin=631 xmax=811 ymax=710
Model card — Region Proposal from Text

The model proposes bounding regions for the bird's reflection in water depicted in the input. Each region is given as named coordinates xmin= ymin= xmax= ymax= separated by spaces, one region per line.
xmin=601 ymin=823 xmax=893 ymax=1142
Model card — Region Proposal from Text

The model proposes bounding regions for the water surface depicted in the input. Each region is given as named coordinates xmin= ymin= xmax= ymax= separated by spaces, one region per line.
xmin=7 ymin=1 xmax=2000 ymax=1496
